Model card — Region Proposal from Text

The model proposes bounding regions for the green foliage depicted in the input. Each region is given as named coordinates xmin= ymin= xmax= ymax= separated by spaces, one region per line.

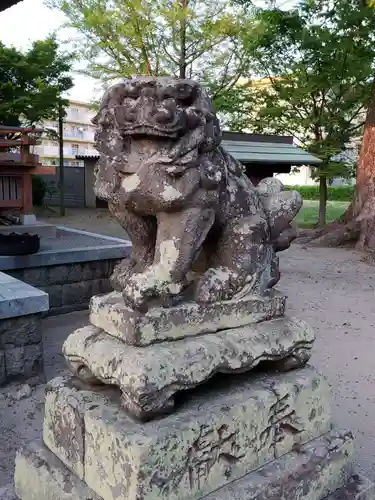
xmin=216 ymin=0 xmax=375 ymax=176
xmin=32 ymin=175 xmax=59 ymax=206
xmin=47 ymin=0 xmax=254 ymax=96
xmin=32 ymin=176 xmax=47 ymax=206
xmin=284 ymin=185 xmax=354 ymax=201
xmin=0 ymin=37 xmax=73 ymax=127
xmin=295 ymin=200 xmax=349 ymax=227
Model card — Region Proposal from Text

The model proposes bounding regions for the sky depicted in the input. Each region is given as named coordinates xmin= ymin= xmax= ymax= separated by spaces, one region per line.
xmin=0 ymin=0 xmax=98 ymax=102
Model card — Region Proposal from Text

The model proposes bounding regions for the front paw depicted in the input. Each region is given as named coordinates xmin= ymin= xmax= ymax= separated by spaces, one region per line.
xmin=110 ymin=258 xmax=135 ymax=292
xmin=194 ymin=267 xmax=239 ymax=303
xmin=122 ymin=267 xmax=185 ymax=310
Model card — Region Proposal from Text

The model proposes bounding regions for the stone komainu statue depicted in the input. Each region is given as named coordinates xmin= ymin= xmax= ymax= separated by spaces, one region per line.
xmin=92 ymin=77 xmax=302 ymax=310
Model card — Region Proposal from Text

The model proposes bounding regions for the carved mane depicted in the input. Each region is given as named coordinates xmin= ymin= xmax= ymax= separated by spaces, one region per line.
xmin=92 ymin=77 xmax=225 ymax=201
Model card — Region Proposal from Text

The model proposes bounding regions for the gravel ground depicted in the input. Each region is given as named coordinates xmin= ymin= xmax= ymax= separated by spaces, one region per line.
xmin=39 ymin=207 xmax=127 ymax=239
xmin=2 ymin=210 xmax=375 ymax=490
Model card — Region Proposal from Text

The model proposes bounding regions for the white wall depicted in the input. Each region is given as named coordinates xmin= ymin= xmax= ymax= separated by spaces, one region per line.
xmin=275 ymin=166 xmax=317 ymax=186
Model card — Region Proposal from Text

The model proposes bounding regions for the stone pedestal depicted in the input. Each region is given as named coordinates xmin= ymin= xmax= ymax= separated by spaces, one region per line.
xmin=14 ymin=292 xmax=375 ymax=500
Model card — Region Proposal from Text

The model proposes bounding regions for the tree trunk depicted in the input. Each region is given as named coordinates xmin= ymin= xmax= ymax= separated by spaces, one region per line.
xmin=297 ymin=76 xmax=375 ymax=250
xmin=318 ymin=176 xmax=327 ymax=227
xmin=179 ymin=0 xmax=188 ymax=79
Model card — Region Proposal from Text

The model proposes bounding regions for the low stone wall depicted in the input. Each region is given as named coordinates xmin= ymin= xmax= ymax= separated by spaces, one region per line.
xmin=0 ymin=227 xmax=131 ymax=316
xmin=7 ymin=259 xmax=121 ymax=316
xmin=0 ymin=272 xmax=49 ymax=385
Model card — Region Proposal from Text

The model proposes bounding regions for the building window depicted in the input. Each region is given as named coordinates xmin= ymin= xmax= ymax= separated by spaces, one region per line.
xmin=72 ymin=144 xmax=79 ymax=155
xmin=70 ymin=107 xmax=79 ymax=118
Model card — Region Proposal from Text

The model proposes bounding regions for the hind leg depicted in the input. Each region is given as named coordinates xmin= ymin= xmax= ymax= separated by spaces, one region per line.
xmin=195 ymin=213 xmax=279 ymax=303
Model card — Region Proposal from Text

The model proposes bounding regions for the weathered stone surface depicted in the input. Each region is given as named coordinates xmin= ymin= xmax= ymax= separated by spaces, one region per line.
xmin=0 ymin=272 xmax=49 ymax=319
xmin=0 ymin=314 xmax=41 ymax=347
xmin=63 ymin=316 xmax=314 ymax=419
xmin=0 ymin=484 xmax=18 ymax=500
xmin=14 ymin=440 xmax=102 ymax=500
xmin=89 ymin=290 xmax=286 ymax=346
xmin=93 ymin=77 xmax=302 ymax=310
xmin=40 ymin=285 xmax=63 ymax=308
xmin=43 ymin=376 xmax=110 ymax=480
xmin=0 ymin=350 xmax=5 ymax=384
xmin=62 ymin=280 xmax=112 ymax=307
xmin=4 ymin=343 xmax=44 ymax=381
xmin=203 ymin=430 xmax=354 ymax=500
xmin=15 ymin=434 xmax=370 ymax=500
xmin=62 ymin=282 xmax=94 ymax=306
xmin=41 ymin=367 xmax=331 ymax=500
xmin=7 ymin=383 xmax=32 ymax=401
xmin=325 ymin=474 xmax=375 ymax=499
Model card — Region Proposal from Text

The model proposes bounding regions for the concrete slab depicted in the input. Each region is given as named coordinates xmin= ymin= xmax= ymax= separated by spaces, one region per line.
xmin=0 ymin=272 xmax=48 ymax=318
xmin=0 ymin=227 xmax=131 ymax=271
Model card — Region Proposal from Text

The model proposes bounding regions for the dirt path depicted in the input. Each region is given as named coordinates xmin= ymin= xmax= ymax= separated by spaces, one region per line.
xmin=1 ymin=239 xmax=375 ymax=489
xmin=39 ymin=207 xmax=126 ymax=238
xmin=281 ymin=244 xmax=375 ymax=482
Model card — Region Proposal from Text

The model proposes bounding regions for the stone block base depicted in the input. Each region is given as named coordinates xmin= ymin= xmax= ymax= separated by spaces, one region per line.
xmin=325 ymin=475 xmax=375 ymax=499
xmin=42 ymin=366 xmax=331 ymax=500
xmin=15 ymin=433 xmax=374 ymax=500
xmin=15 ymin=441 xmax=101 ymax=500
xmin=0 ymin=313 xmax=44 ymax=385
xmin=89 ymin=290 xmax=287 ymax=346
xmin=63 ymin=315 xmax=314 ymax=419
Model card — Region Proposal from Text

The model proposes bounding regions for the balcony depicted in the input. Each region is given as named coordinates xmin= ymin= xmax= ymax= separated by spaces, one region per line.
xmin=66 ymin=111 xmax=95 ymax=124
xmin=35 ymin=144 xmax=97 ymax=158
xmin=63 ymin=132 xmax=95 ymax=142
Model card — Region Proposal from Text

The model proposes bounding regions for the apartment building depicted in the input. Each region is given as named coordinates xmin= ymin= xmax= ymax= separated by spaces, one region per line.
xmin=35 ymin=100 xmax=98 ymax=167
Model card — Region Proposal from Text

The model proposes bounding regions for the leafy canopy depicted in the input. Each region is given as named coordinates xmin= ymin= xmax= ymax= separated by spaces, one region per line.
xmin=219 ymin=0 xmax=375 ymax=180
xmin=47 ymin=0 xmax=255 ymax=97
xmin=0 ymin=37 xmax=73 ymax=127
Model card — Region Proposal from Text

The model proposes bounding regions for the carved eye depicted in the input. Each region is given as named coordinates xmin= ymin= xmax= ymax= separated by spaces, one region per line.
xmin=124 ymin=83 xmax=140 ymax=99
xmin=175 ymin=83 xmax=195 ymax=103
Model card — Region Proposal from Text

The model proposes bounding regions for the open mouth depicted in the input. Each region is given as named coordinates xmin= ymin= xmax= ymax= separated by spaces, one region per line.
xmin=121 ymin=124 xmax=182 ymax=138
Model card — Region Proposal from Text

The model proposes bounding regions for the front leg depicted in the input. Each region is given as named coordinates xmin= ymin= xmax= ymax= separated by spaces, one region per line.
xmin=108 ymin=201 xmax=156 ymax=291
xmin=123 ymin=208 xmax=215 ymax=309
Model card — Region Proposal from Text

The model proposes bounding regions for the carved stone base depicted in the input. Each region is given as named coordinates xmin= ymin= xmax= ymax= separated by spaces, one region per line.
xmin=62 ymin=316 xmax=314 ymax=419
xmin=203 ymin=431 xmax=358 ymax=500
xmin=15 ymin=436 xmax=374 ymax=500
xmin=89 ymin=290 xmax=286 ymax=346
xmin=41 ymin=366 xmax=331 ymax=500
xmin=15 ymin=440 xmax=101 ymax=500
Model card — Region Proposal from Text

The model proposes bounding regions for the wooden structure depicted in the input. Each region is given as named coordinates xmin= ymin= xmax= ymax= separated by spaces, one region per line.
xmin=221 ymin=132 xmax=322 ymax=186
xmin=0 ymin=126 xmax=53 ymax=218
xmin=77 ymin=131 xmax=322 ymax=208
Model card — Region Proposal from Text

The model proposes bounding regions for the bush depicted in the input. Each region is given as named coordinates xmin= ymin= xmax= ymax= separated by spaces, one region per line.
xmin=284 ymin=185 xmax=354 ymax=201
xmin=32 ymin=175 xmax=47 ymax=206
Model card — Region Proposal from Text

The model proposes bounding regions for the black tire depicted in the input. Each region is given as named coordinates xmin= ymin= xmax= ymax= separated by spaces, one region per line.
xmin=0 ymin=232 xmax=40 ymax=255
